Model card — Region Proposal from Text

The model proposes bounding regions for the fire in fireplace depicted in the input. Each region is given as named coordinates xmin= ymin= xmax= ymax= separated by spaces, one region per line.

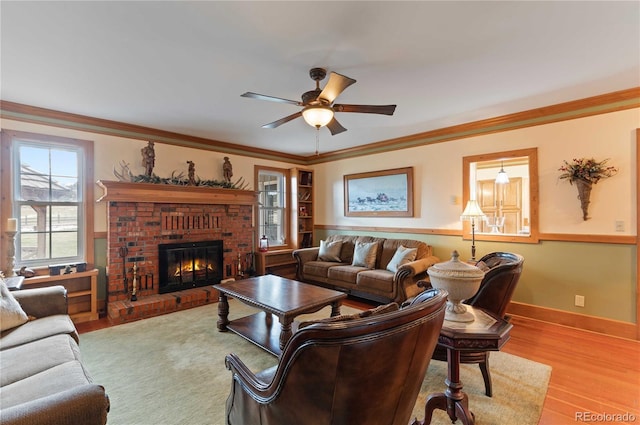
xmin=158 ymin=240 xmax=223 ymax=293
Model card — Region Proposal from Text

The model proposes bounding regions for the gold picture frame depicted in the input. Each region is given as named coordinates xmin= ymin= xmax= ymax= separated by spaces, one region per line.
xmin=344 ymin=167 xmax=414 ymax=217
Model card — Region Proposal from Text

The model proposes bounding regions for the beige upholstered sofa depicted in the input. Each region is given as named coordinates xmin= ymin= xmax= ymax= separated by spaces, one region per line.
xmin=0 ymin=284 xmax=109 ymax=425
xmin=292 ymin=234 xmax=440 ymax=303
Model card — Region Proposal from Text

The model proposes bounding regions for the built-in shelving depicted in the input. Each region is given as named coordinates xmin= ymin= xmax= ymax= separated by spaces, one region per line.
xmin=20 ymin=269 xmax=99 ymax=323
xmin=291 ymin=168 xmax=314 ymax=249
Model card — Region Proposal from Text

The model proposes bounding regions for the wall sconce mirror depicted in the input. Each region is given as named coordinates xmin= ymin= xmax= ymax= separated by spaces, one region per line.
xmin=463 ymin=148 xmax=539 ymax=243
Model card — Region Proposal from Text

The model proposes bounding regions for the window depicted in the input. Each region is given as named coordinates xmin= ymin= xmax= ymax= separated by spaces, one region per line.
xmin=1 ymin=130 xmax=94 ymax=268
xmin=255 ymin=167 xmax=289 ymax=248
xmin=463 ymin=148 xmax=539 ymax=244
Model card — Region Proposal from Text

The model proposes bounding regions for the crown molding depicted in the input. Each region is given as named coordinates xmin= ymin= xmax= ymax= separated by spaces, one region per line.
xmin=308 ymin=87 xmax=640 ymax=164
xmin=0 ymin=101 xmax=307 ymax=164
xmin=2 ymin=87 xmax=638 ymax=165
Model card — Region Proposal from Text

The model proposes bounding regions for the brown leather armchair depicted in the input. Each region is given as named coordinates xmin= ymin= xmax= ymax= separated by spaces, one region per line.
xmin=430 ymin=251 xmax=524 ymax=397
xmin=224 ymin=289 xmax=447 ymax=425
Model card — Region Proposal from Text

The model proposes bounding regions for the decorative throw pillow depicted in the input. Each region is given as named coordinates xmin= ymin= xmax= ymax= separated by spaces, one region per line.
xmin=299 ymin=302 xmax=399 ymax=328
xmin=318 ymin=240 xmax=343 ymax=262
xmin=351 ymin=241 xmax=378 ymax=268
xmin=386 ymin=245 xmax=418 ymax=273
xmin=0 ymin=279 xmax=29 ymax=332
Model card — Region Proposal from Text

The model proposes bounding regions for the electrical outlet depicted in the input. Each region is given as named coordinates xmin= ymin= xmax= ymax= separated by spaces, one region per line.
xmin=615 ymin=220 xmax=625 ymax=232
xmin=575 ymin=295 xmax=585 ymax=307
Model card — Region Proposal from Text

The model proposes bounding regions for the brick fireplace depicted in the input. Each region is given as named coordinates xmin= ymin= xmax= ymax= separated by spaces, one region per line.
xmin=97 ymin=180 xmax=257 ymax=324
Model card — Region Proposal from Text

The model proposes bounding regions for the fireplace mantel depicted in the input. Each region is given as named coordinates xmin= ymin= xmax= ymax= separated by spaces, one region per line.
xmin=96 ymin=180 xmax=258 ymax=205
xmin=102 ymin=180 xmax=255 ymax=323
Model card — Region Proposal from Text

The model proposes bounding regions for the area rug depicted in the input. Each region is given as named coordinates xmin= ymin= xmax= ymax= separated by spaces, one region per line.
xmin=80 ymin=301 xmax=551 ymax=425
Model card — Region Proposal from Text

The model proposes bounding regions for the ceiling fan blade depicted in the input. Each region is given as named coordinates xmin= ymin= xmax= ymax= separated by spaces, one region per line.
xmin=318 ymin=72 xmax=356 ymax=104
xmin=262 ymin=111 xmax=302 ymax=129
xmin=333 ymin=104 xmax=396 ymax=115
xmin=241 ymin=92 xmax=302 ymax=106
xmin=326 ymin=117 xmax=347 ymax=136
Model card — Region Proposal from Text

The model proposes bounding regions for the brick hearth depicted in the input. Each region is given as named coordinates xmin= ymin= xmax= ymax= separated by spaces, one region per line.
xmin=107 ymin=287 xmax=216 ymax=324
xmin=98 ymin=181 xmax=257 ymax=324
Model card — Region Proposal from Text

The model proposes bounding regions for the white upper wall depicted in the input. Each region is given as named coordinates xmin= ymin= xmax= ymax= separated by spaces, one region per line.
xmin=2 ymin=107 xmax=638 ymax=235
xmin=0 ymin=119 xmax=297 ymax=232
xmin=313 ymin=108 xmax=638 ymax=235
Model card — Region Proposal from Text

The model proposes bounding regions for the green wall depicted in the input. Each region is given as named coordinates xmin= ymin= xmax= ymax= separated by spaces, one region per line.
xmin=94 ymin=238 xmax=108 ymax=310
xmin=316 ymin=229 xmax=637 ymax=323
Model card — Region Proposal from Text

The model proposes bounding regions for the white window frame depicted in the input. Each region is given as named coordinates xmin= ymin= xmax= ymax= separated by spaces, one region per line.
xmin=1 ymin=130 xmax=94 ymax=270
xmin=255 ymin=166 xmax=290 ymax=249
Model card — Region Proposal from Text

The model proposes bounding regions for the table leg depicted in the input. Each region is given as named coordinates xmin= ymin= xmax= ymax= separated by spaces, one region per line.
xmin=278 ymin=318 xmax=293 ymax=350
xmin=330 ymin=300 xmax=342 ymax=317
xmin=217 ymin=293 xmax=230 ymax=331
xmin=421 ymin=348 xmax=474 ymax=425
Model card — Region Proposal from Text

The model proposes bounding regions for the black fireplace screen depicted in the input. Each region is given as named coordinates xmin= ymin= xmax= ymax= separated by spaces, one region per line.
xmin=158 ymin=240 xmax=223 ymax=293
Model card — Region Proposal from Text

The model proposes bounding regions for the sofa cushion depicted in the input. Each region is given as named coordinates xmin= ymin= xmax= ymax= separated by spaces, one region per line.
xmin=0 ymin=314 xmax=78 ymax=350
xmin=318 ymin=240 xmax=343 ymax=262
xmin=303 ymin=261 xmax=342 ymax=281
xmin=327 ymin=265 xmax=365 ymax=285
xmin=0 ymin=279 xmax=29 ymax=332
xmin=352 ymin=241 xmax=378 ymax=268
xmin=386 ymin=245 xmax=418 ymax=272
xmin=0 ymin=384 xmax=109 ymax=425
xmin=0 ymin=334 xmax=81 ymax=387
xmin=356 ymin=269 xmax=396 ymax=293
xmin=0 ymin=360 xmax=95 ymax=410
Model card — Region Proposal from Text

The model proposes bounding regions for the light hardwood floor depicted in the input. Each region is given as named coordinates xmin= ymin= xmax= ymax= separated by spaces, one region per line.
xmin=76 ymin=301 xmax=640 ymax=425
xmin=503 ymin=316 xmax=639 ymax=425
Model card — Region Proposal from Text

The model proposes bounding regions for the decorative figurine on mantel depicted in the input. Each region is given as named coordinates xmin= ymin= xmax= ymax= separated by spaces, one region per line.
xmin=187 ymin=161 xmax=196 ymax=185
xmin=141 ymin=141 xmax=156 ymax=177
xmin=223 ymin=157 xmax=233 ymax=183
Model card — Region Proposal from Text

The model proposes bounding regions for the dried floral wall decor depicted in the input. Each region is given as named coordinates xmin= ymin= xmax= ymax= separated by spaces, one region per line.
xmin=558 ymin=158 xmax=618 ymax=220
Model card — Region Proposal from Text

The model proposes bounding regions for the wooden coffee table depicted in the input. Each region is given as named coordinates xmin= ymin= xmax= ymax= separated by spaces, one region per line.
xmin=213 ymin=275 xmax=347 ymax=356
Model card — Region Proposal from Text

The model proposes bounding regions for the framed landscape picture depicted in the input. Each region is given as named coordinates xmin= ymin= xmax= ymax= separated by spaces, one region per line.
xmin=344 ymin=167 xmax=414 ymax=217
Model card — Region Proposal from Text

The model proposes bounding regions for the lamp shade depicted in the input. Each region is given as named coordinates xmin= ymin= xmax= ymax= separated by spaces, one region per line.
xmin=302 ymin=105 xmax=334 ymax=128
xmin=460 ymin=200 xmax=486 ymax=221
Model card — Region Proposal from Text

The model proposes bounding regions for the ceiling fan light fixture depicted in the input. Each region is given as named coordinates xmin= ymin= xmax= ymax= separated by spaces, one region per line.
xmin=302 ymin=105 xmax=334 ymax=128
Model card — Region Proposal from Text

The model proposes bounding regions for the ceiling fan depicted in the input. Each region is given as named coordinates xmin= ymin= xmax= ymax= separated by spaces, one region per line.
xmin=241 ymin=68 xmax=396 ymax=136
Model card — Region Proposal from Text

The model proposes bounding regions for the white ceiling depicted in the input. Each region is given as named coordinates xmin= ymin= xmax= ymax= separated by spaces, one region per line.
xmin=1 ymin=1 xmax=638 ymax=157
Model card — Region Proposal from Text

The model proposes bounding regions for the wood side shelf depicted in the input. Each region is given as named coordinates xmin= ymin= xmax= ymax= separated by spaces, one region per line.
xmin=21 ymin=269 xmax=99 ymax=323
xmin=256 ymin=249 xmax=296 ymax=279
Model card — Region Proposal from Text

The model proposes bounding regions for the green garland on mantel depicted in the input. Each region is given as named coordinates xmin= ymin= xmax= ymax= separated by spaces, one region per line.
xmin=113 ymin=160 xmax=249 ymax=190
xmin=114 ymin=169 xmax=248 ymax=190
xmin=131 ymin=173 xmax=246 ymax=189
